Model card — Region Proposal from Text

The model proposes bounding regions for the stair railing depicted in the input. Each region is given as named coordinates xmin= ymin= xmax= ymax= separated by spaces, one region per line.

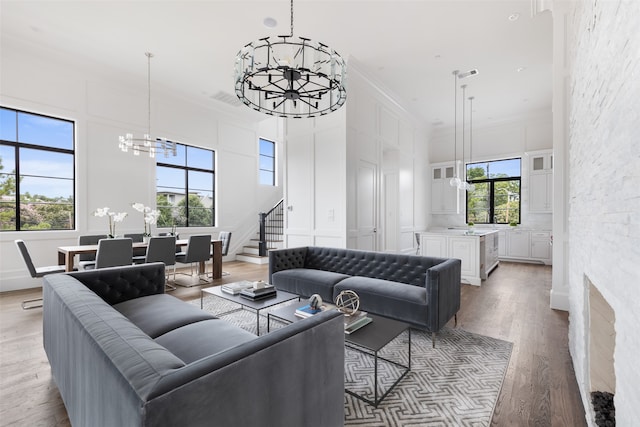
xmin=258 ymin=199 xmax=284 ymax=256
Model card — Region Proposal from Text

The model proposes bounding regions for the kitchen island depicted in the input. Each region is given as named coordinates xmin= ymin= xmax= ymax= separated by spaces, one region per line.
xmin=419 ymin=229 xmax=499 ymax=286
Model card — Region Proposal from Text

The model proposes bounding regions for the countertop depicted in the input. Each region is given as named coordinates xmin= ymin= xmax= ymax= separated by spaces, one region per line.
xmin=423 ymin=228 xmax=499 ymax=237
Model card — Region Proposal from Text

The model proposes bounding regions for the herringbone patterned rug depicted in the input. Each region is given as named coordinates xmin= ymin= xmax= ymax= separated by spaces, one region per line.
xmin=195 ymin=295 xmax=512 ymax=426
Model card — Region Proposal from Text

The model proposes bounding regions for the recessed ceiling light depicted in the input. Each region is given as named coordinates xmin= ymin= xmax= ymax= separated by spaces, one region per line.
xmin=434 ymin=54 xmax=442 ymax=60
xmin=516 ymin=67 xmax=526 ymax=72
xmin=263 ymin=17 xmax=277 ymax=28
xmin=508 ymin=13 xmax=520 ymax=21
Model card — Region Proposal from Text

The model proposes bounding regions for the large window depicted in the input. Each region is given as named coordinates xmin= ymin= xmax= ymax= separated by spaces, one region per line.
xmin=466 ymin=158 xmax=521 ymax=225
xmin=259 ymin=138 xmax=275 ymax=186
xmin=156 ymin=143 xmax=214 ymax=227
xmin=0 ymin=107 xmax=75 ymax=231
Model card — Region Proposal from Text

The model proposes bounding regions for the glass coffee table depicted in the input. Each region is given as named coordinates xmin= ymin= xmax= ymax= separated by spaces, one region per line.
xmin=200 ymin=285 xmax=299 ymax=336
xmin=268 ymin=302 xmax=411 ymax=407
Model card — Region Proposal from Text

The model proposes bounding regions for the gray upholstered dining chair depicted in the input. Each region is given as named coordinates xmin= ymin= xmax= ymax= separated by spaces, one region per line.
xmin=144 ymin=236 xmax=177 ymax=291
xmin=82 ymin=238 xmax=133 ymax=270
xmin=14 ymin=239 xmax=67 ymax=310
xmin=174 ymin=234 xmax=211 ymax=286
xmin=124 ymin=233 xmax=147 ymax=264
xmin=77 ymin=234 xmax=107 ymax=269
xmin=210 ymin=231 xmax=232 ymax=277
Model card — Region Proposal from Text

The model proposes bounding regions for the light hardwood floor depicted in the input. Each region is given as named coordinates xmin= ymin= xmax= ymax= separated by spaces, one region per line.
xmin=0 ymin=261 xmax=586 ymax=426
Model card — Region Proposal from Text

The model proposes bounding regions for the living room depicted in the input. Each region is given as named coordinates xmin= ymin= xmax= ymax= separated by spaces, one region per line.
xmin=1 ymin=1 xmax=638 ymax=426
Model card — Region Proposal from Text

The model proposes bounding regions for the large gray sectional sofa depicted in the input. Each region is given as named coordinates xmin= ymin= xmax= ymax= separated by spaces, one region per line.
xmin=269 ymin=246 xmax=461 ymax=345
xmin=43 ymin=263 xmax=345 ymax=427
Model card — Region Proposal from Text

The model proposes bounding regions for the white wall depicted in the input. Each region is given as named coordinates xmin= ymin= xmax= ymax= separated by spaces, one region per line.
xmin=0 ymin=37 xmax=283 ymax=292
xmin=284 ymin=111 xmax=347 ymax=248
xmin=346 ymin=58 xmax=429 ymax=253
xmin=564 ymin=1 xmax=640 ymax=425
xmin=282 ymin=57 xmax=430 ymax=253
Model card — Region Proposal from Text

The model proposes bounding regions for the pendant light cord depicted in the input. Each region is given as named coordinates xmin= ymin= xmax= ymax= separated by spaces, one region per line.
xmin=289 ymin=0 xmax=294 ymax=37
xmin=145 ymin=52 xmax=153 ymax=137
xmin=452 ymin=70 xmax=458 ymax=177
xmin=461 ymin=84 xmax=466 ymax=182
xmin=469 ymin=97 xmax=472 ymax=163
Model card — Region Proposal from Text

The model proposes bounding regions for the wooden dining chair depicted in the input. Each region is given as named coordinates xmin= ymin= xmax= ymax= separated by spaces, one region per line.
xmin=14 ymin=239 xmax=67 ymax=310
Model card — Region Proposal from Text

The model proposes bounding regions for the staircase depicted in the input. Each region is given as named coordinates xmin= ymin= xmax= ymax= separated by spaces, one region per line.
xmin=236 ymin=200 xmax=284 ymax=265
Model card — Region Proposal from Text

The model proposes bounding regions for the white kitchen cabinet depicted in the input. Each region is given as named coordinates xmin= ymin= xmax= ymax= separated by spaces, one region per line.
xmin=420 ymin=230 xmax=499 ymax=286
xmin=497 ymin=231 xmax=506 ymax=257
xmin=530 ymin=152 xmax=553 ymax=173
xmin=431 ymin=163 xmax=457 ymax=214
xmin=449 ymin=236 xmax=478 ymax=280
xmin=507 ymin=229 xmax=531 ymax=258
xmin=529 ymin=150 xmax=553 ymax=213
xmin=530 ymin=173 xmax=553 ymax=212
xmin=499 ymin=229 xmax=552 ymax=265
xmin=530 ymin=231 xmax=552 ymax=263
xmin=422 ymin=234 xmax=448 ymax=258
xmin=482 ymin=232 xmax=499 ymax=279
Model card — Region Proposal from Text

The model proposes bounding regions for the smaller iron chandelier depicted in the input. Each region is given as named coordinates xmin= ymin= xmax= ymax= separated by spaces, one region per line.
xmin=234 ymin=0 xmax=347 ymax=118
xmin=118 ymin=52 xmax=177 ymax=158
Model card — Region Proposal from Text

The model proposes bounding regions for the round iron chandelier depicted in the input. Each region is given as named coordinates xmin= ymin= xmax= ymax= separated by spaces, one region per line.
xmin=234 ymin=0 xmax=347 ymax=118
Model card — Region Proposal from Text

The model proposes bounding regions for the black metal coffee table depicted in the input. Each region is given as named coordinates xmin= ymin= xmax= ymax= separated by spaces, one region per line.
xmin=268 ymin=303 xmax=411 ymax=407
xmin=201 ymin=285 xmax=299 ymax=335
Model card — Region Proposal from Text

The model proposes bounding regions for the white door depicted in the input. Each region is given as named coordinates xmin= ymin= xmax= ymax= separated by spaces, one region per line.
xmin=357 ymin=160 xmax=378 ymax=251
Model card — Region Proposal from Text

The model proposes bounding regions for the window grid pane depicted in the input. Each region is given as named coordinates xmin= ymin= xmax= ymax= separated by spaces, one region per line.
xmin=466 ymin=158 xmax=521 ymax=224
xmin=156 ymin=142 xmax=215 ymax=228
xmin=259 ymin=138 xmax=275 ymax=186
xmin=0 ymin=106 xmax=75 ymax=232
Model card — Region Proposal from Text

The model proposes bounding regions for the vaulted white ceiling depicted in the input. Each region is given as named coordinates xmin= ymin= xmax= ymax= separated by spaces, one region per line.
xmin=1 ymin=0 xmax=553 ymax=129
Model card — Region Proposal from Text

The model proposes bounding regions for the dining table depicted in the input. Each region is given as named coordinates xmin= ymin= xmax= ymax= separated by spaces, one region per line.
xmin=57 ymin=238 xmax=223 ymax=279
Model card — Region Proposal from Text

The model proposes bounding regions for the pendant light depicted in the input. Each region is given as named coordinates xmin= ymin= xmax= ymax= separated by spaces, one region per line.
xmin=118 ymin=52 xmax=177 ymax=158
xmin=467 ymin=96 xmax=476 ymax=192
xmin=449 ymin=70 xmax=461 ymax=188
xmin=234 ymin=0 xmax=347 ymax=118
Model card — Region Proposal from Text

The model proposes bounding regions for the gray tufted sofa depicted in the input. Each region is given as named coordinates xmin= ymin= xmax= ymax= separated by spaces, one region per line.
xmin=43 ymin=262 xmax=345 ymax=427
xmin=269 ymin=246 xmax=461 ymax=346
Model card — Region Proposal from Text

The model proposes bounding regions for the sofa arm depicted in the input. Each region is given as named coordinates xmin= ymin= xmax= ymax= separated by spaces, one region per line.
xmin=146 ymin=310 xmax=345 ymax=427
xmin=65 ymin=263 xmax=166 ymax=305
xmin=426 ymin=258 xmax=461 ymax=332
xmin=268 ymin=247 xmax=308 ymax=281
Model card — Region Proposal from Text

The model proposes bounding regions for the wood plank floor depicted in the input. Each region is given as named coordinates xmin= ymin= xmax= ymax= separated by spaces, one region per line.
xmin=0 ymin=261 xmax=586 ymax=426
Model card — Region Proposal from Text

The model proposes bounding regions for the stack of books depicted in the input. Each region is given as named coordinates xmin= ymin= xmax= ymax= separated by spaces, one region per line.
xmin=294 ymin=304 xmax=327 ymax=318
xmin=221 ymin=281 xmax=255 ymax=295
xmin=239 ymin=284 xmax=276 ymax=300
xmin=343 ymin=311 xmax=372 ymax=334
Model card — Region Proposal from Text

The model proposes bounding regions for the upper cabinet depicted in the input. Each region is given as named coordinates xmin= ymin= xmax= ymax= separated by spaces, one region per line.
xmin=431 ymin=163 xmax=457 ymax=214
xmin=528 ymin=150 xmax=553 ymax=212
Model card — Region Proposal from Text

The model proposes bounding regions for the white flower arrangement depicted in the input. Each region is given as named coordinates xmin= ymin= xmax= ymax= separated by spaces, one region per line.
xmin=132 ymin=203 xmax=159 ymax=237
xmin=93 ymin=207 xmax=128 ymax=238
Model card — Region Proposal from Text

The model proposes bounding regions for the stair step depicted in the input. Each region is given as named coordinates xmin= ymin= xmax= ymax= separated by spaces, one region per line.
xmin=236 ymin=253 xmax=270 ymax=265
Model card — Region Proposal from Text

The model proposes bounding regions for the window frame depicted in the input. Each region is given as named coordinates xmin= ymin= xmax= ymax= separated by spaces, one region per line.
xmin=258 ymin=137 xmax=276 ymax=186
xmin=465 ymin=157 xmax=521 ymax=225
xmin=156 ymin=142 xmax=215 ymax=228
xmin=0 ymin=106 xmax=76 ymax=232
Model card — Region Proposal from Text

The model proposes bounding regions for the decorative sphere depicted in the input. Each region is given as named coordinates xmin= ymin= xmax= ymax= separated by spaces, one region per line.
xmin=335 ymin=290 xmax=360 ymax=315
xmin=309 ymin=294 xmax=323 ymax=310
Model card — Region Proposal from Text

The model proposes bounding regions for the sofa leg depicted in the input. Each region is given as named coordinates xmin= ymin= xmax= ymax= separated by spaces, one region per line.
xmin=454 ymin=313 xmax=458 ymax=327
xmin=432 ymin=332 xmax=436 ymax=348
